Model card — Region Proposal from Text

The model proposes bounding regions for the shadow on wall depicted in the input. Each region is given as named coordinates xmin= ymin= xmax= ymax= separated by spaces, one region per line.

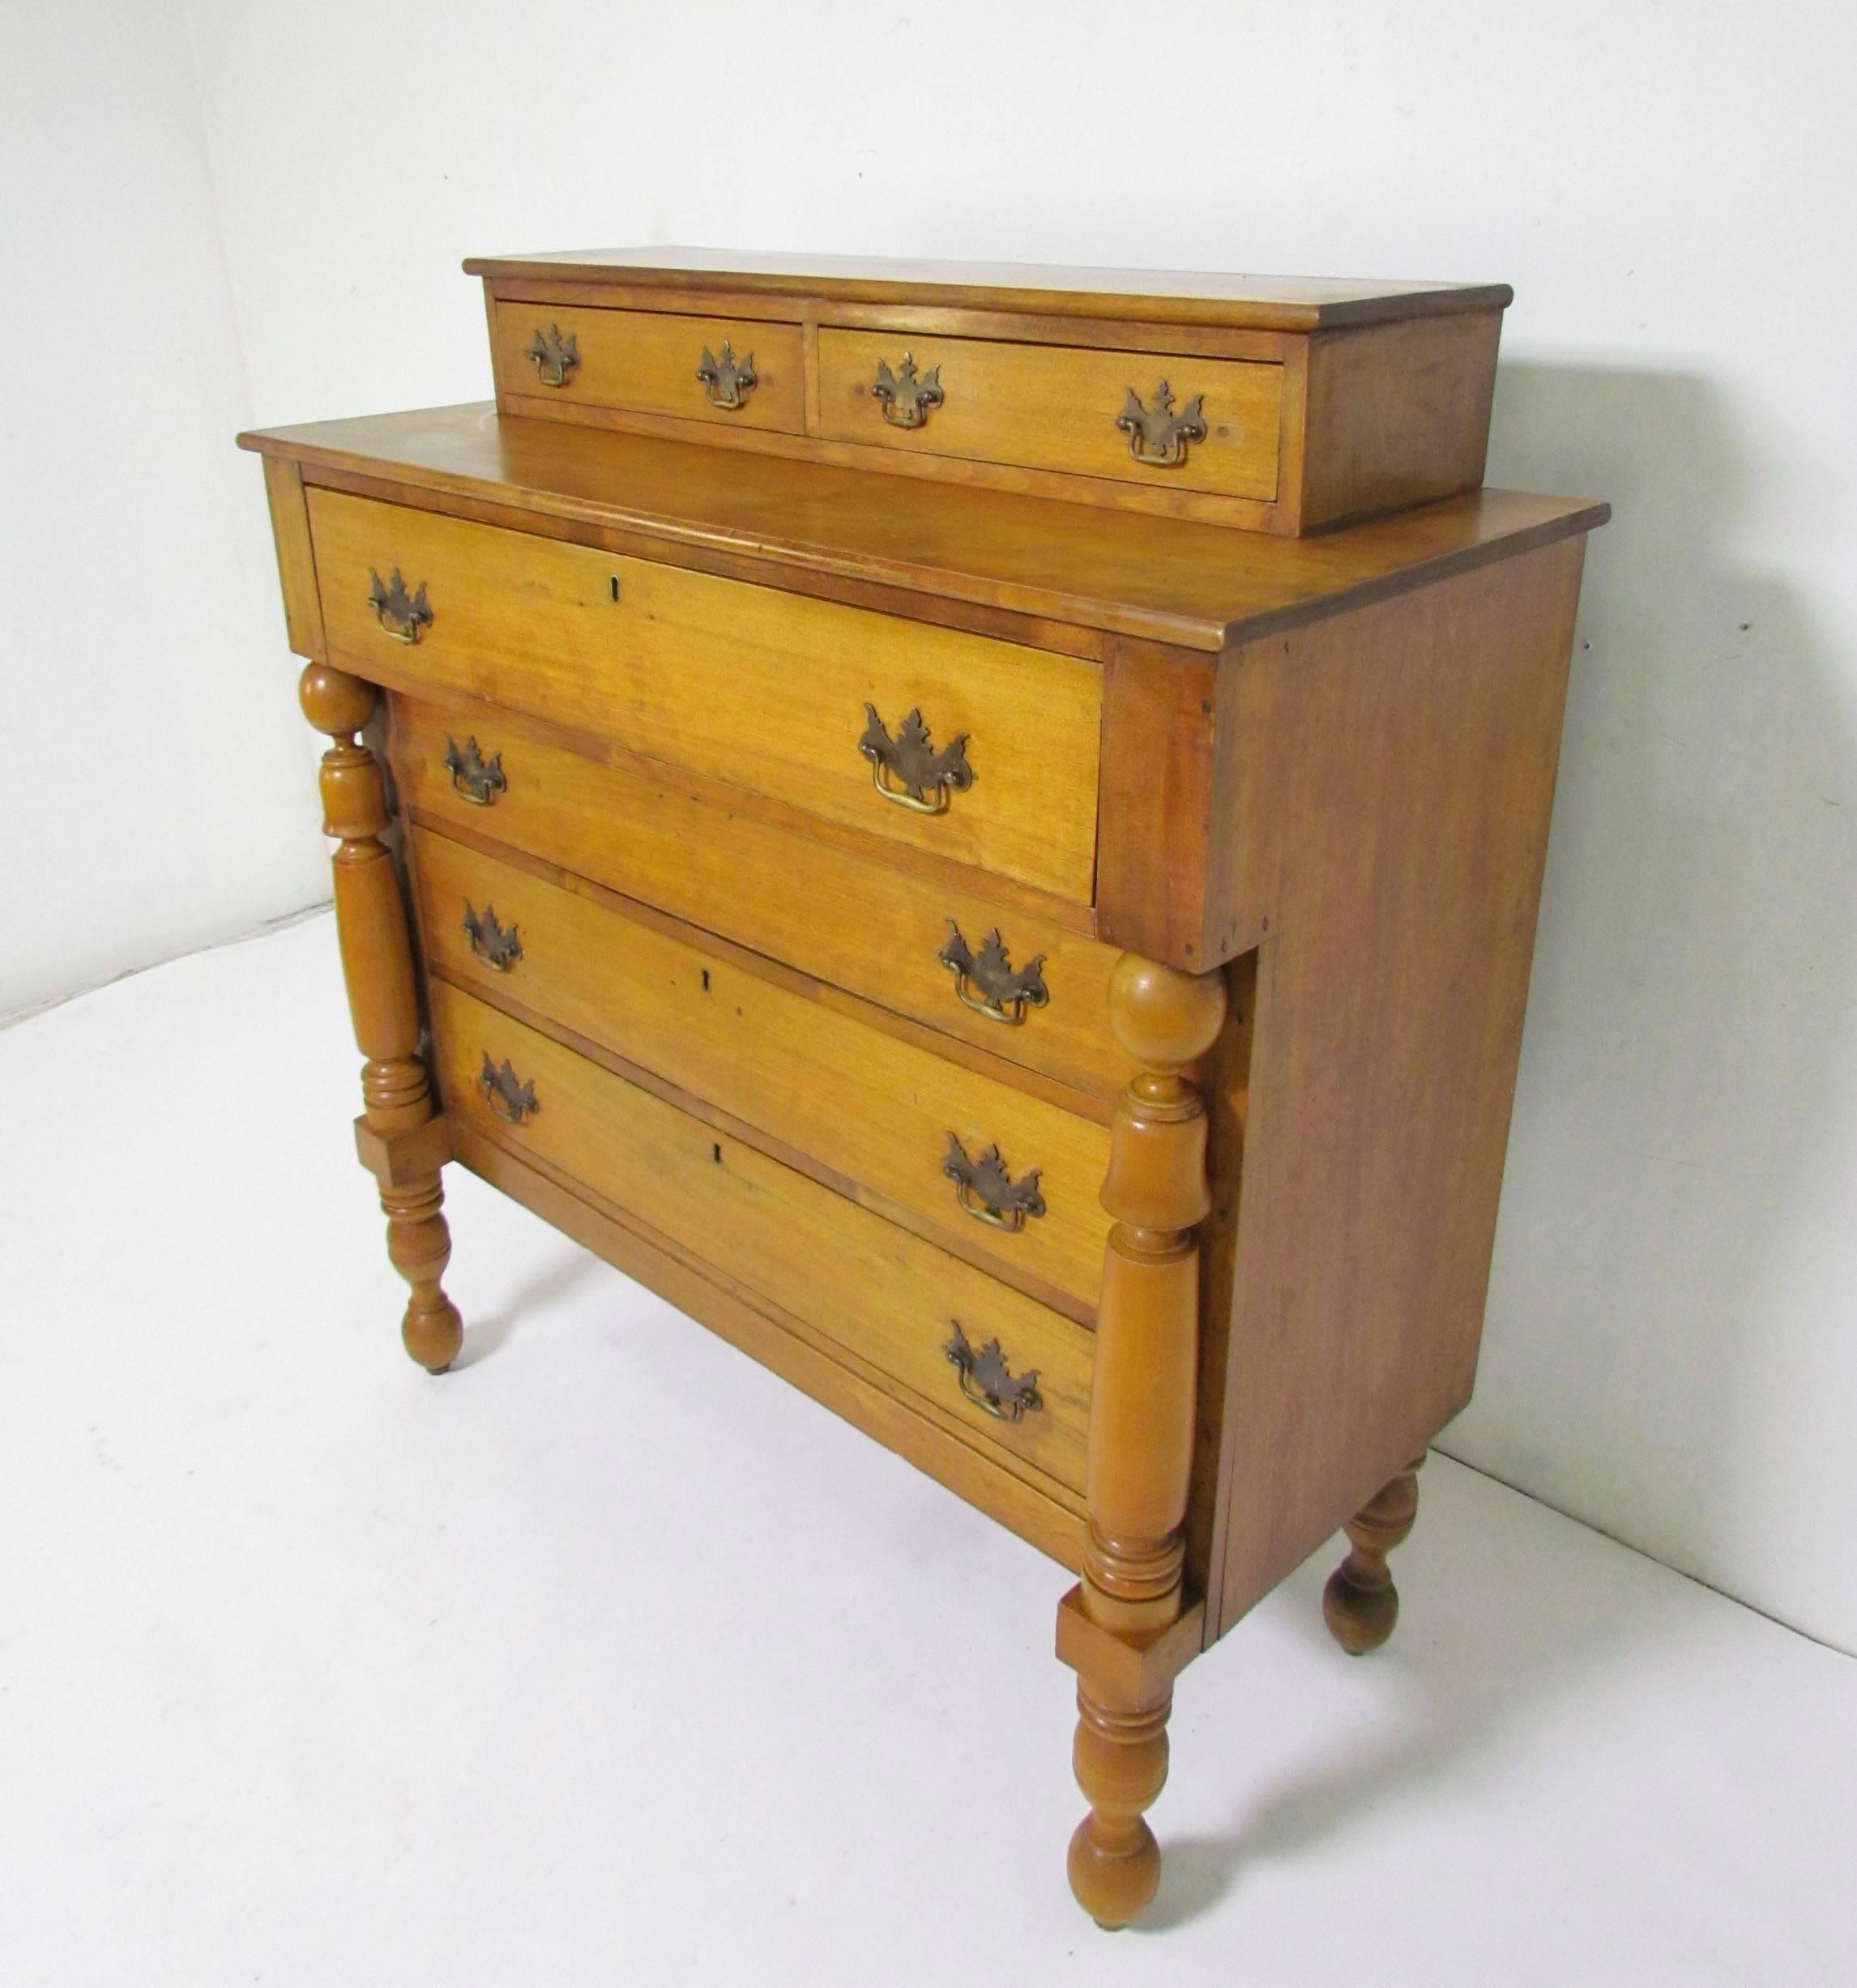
xmin=1441 ymin=360 xmax=1857 ymax=1636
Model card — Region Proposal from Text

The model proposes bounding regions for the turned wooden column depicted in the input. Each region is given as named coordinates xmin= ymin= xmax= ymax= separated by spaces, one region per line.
xmin=1060 ymin=951 xmax=1227 ymax=1929
xmin=1322 ymin=1453 xmax=1427 ymax=1653
xmin=300 ymin=662 xmax=463 ymax=1373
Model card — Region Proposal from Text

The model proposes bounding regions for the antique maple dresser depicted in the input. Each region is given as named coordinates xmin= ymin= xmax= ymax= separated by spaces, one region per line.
xmin=238 ymin=248 xmax=1604 ymax=1929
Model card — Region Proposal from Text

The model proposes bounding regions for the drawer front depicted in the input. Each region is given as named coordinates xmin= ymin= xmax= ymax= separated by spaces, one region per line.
xmin=433 ymin=981 xmax=1093 ymax=1494
xmin=310 ymin=488 xmax=1102 ymax=904
xmin=818 ymin=327 xmax=1282 ymax=501
xmin=391 ymin=697 xmax=1132 ymax=1105
xmin=491 ymin=301 xmax=806 ymax=433
xmin=413 ymin=826 xmax=1114 ymax=1313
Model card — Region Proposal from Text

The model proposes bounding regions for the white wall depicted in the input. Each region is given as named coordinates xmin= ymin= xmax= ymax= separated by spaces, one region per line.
xmin=0 ymin=0 xmax=327 ymax=1022
xmin=14 ymin=2 xmax=1855 ymax=1649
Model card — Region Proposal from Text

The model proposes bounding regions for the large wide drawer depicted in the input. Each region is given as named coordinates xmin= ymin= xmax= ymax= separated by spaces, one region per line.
xmin=310 ymin=488 xmax=1102 ymax=903
xmin=489 ymin=299 xmax=807 ymax=433
xmin=391 ymin=695 xmax=1132 ymax=1105
xmin=431 ymin=981 xmax=1093 ymax=1495
xmin=412 ymin=825 xmax=1114 ymax=1316
xmin=818 ymin=327 xmax=1282 ymax=501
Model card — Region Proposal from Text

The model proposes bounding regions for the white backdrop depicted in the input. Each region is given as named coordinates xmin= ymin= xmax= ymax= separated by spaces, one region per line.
xmin=5 ymin=0 xmax=1853 ymax=1653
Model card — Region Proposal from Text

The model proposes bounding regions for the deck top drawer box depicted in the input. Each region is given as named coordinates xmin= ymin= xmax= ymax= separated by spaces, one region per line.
xmin=472 ymin=245 xmax=1510 ymax=534
xmin=241 ymin=249 xmax=1604 ymax=1937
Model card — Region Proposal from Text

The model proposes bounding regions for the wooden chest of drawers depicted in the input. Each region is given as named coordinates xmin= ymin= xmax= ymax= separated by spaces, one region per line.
xmin=241 ymin=250 xmax=1604 ymax=1930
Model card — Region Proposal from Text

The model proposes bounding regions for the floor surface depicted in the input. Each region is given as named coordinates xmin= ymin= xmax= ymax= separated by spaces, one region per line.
xmin=2 ymin=915 xmax=1852 ymax=1986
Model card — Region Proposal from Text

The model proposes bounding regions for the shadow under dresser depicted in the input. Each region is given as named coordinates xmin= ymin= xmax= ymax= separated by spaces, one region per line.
xmin=238 ymin=248 xmax=1607 ymax=1930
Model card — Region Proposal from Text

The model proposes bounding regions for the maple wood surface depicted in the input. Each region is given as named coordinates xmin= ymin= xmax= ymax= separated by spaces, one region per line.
xmin=238 ymin=403 xmax=1605 ymax=655
xmin=814 ymin=326 xmax=1283 ymax=500
xmin=432 ymin=981 xmax=1095 ymax=1497
xmin=412 ymin=825 xmax=1114 ymax=1316
xmin=1201 ymin=536 xmax=1590 ymax=1636
xmin=308 ymin=484 xmax=1104 ymax=903
xmin=390 ymin=694 xmax=1133 ymax=1104
xmin=488 ymin=299 xmax=807 ymax=432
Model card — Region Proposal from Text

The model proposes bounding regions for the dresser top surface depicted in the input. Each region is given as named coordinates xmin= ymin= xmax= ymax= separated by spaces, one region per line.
xmin=461 ymin=245 xmax=1512 ymax=332
xmin=240 ymin=403 xmax=1603 ymax=653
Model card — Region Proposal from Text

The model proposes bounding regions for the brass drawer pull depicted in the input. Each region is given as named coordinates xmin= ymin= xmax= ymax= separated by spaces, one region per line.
xmin=461 ymin=901 xmax=523 ymax=973
xmin=943 ymin=1134 xmax=1045 ymax=1231
xmin=367 ymin=566 xmax=432 ymax=643
xmin=479 ymin=1052 xmax=539 ymax=1125
xmin=442 ymin=736 xmax=507 ymax=806
xmin=871 ymin=352 xmax=943 ymax=429
xmin=945 ymin=1321 xmax=1043 ymax=1422
xmin=860 ymin=704 xmax=972 ymax=814
xmin=939 ymin=922 xmax=1048 ymax=1026
xmin=1116 ymin=380 xmax=1207 ymax=468
xmin=696 ymin=341 xmax=757 ymax=410
xmin=526 ymin=323 xmax=579 ymax=387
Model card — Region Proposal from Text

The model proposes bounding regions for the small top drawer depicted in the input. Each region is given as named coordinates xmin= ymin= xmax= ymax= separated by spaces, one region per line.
xmin=306 ymin=488 xmax=1103 ymax=904
xmin=490 ymin=301 xmax=806 ymax=433
xmin=817 ymin=329 xmax=1281 ymax=501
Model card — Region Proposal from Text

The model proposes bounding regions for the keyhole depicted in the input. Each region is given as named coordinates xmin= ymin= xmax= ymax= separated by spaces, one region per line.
xmin=608 ymin=574 xmax=621 ymax=603
xmin=701 ymin=969 xmax=711 ymax=992
xmin=711 ymin=1143 xmax=722 ymax=1164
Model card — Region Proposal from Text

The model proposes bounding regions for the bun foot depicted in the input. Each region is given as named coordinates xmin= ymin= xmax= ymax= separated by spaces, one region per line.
xmin=1322 ymin=1453 xmax=1425 ymax=1656
xmin=1322 ymin=1559 xmax=1400 ymax=1653
xmin=1067 ymin=1813 xmax=1159 ymax=1930
xmin=402 ymin=1292 xmax=463 ymax=1374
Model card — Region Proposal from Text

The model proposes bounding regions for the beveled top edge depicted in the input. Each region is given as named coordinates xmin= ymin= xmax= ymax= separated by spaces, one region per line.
xmin=459 ymin=247 xmax=1513 ymax=331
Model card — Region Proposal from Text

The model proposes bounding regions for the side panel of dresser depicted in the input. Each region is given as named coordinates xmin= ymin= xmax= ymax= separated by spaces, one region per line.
xmin=1182 ymin=537 xmax=1593 ymax=1639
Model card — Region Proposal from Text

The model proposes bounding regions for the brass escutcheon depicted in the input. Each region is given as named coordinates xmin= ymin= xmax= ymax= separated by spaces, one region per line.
xmin=479 ymin=1053 xmax=539 ymax=1126
xmin=942 ymin=1133 xmax=1046 ymax=1232
xmin=526 ymin=323 xmax=579 ymax=388
xmin=939 ymin=921 xmax=1048 ymax=1026
xmin=945 ymin=1321 xmax=1043 ymax=1422
xmin=696 ymin=340 xmax=757 ymax=410
xmin=461 ymin=901 xmax=523 ymax=973
xmin=859 ymin=704 xmax=973 ymax=814
xmin=1116 ymin=380 xmax=1207 ymax=468
xmin=442 ymin=736 xmax=506 ymax=807
xmin=871 ymin=352 xmax=944 ymax=429
xmin=367 ymin=567 xmax=432 ymax=644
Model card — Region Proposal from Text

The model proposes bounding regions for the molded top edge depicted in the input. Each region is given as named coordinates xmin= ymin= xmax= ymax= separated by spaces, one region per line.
xmin=459 ymin=247 xmax=1513 ymax=331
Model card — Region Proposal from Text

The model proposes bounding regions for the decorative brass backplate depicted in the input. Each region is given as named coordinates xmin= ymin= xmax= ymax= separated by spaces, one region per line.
xmin=526 ymin=323 xmax=580 ymax=387
xmin=479 ymin=1052 xmax=539 ymax=1125
xmin=461 ymin=900 xmax=523 ymax=972
xmin=939 ymin=921 xmax=1048 ymax=1026
xmin=859 ymin=704 xmax=973 ymax=813
xmin=1116 ymin=380 xmax=1208 ymax=468
xmin=871 ymin=352 xmax=944 ymax=429
xmin=696 ymin=340 xmax=757 ymax=410
xmin=942 ymin=1134 xmax=1046 ymax=1231
xmin=945 ymin=1320 xmax=1043 ymax=1422
xmin=367 ymin=567 xmax=433 ymax=644
xmin=442 ymin=736 xmax=507 ymax=807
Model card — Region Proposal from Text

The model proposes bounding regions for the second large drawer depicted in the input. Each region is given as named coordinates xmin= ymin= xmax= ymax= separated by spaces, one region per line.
xmin=411 ymin=825 xmax=1114 ymax=1316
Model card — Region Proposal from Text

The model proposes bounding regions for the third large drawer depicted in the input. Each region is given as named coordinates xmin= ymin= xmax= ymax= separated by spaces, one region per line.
xmin=410 ymin=823 xmax=1115 ymax=1318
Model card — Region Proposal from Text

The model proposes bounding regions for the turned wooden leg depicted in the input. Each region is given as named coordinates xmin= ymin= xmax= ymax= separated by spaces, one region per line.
xmin=300 ymin=662 xmax=462 ymax=1373
xmin=1322 ymin=1453 xmax=1427 ymax=1654
xmin=1057 ymin=953 xmax=1226 ymax=1929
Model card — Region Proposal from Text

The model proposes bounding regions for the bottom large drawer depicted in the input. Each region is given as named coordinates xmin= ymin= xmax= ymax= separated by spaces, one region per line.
xmin=429 ymin=979 xmax=1095 ymax=1499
